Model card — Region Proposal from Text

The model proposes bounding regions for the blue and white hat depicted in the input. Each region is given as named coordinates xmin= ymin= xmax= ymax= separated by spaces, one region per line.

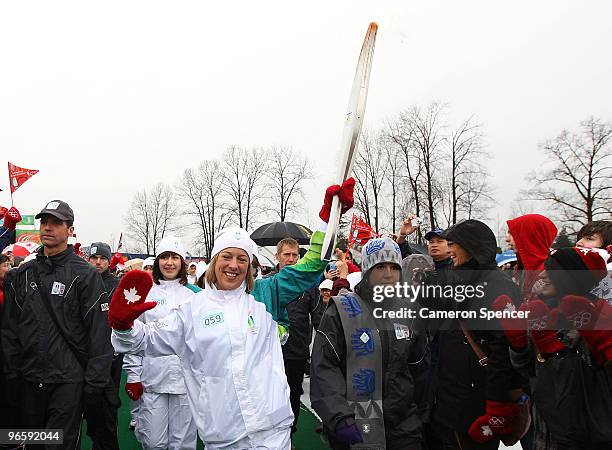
xmin=361 ymin=237 xmax=402 ymax=274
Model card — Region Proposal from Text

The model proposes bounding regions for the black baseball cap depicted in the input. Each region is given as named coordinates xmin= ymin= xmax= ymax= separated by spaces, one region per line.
xmin=424 ymin=228 xmax=445 ymax=241
xmin=89 ymin=242 xmax=112 ymax=261
xmin=35 ymin=200 xmax=74 ymax=223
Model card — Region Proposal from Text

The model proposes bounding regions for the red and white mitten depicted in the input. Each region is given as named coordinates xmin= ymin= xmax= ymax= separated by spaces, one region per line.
xmin=560 ymin=295 xmax=612 ymax=366
xmin=2 ymin=207 xmax=21 ymax=230
xmin=468 ymin=401 xmax=517 ymax=443
xmin=520 ymin=300 xmax=566 ymax=355
xmin=108 ymin=270 xmax=156 ymax=330
xmin=493 ymin=295 xmax=528 ymax=350
xmin=125 ymin=382 xmax=144 ymax=401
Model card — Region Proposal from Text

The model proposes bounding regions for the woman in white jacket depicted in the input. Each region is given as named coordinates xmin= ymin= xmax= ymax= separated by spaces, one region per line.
xmin=122 ymin=236 xmax=200 ymax=450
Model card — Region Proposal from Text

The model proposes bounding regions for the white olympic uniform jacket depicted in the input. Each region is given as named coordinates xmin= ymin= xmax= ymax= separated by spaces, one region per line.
xmin=122 ymin=279 xmax=199 ymax=394
xmin=113 ymin=282 xmax=294 ymax=449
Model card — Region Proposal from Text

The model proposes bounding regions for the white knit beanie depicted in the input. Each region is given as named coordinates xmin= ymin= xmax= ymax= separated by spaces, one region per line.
xmin=211 ymin=227 xmax=255 ymax=262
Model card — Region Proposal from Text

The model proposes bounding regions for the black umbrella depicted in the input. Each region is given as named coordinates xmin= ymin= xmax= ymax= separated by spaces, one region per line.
xmin=250 ymin=222 xmax=313 ymax=246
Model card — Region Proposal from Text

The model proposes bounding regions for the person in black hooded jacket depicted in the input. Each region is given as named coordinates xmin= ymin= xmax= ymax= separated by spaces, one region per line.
xmin=422 ymin=219 xmax=526 ymax=449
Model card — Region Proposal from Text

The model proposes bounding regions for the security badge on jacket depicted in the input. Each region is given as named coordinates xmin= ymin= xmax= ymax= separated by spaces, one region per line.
xmin=51 ymin=281 xmax=65 ymax=295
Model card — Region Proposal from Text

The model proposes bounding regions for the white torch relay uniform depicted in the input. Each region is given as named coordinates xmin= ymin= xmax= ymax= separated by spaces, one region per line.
xmin=114 ymin=281 xmax=293 ymax=449
xmin=123 ymin=236 xmax=199 ymax=450
xmin=113 ymin=226 xmax=329 ymax=449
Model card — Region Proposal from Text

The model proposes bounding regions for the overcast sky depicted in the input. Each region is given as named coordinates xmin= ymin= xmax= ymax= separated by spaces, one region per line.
xmin=1 ymin=1 xmax=611 ymax=251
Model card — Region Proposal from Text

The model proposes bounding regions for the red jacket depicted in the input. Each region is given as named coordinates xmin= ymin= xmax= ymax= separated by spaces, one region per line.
xmin=507 ymin=214 xmax=557 ymax=299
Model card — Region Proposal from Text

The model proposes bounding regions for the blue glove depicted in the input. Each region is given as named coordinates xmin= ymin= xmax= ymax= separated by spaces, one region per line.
xmin=335 ymin=420 xmax=364 ymax=445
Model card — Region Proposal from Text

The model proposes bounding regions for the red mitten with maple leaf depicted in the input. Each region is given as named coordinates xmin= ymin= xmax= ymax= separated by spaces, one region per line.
xmin=319 ymin=178 xmax=355 ymax=223
xmin=560 ymin=295 xmax=612 ymax=368
xmin=493 ymin=295 xmax=528 ymax=350
xmin=468 ymin=400 xmax=518 ymax=443
xmin=108 ymin=270 xmax=156 ymax=330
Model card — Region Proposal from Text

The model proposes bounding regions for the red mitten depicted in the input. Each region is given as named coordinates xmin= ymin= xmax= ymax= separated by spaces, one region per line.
xmin=0 ymin=206 xmax=7 ymax=220
xmin=108 ymin=270 xmax=156 ymax=330
xmin=521 ymin=300 xmax=566 ymax=355
xmin=2 ymin=207 xmax=21 ymax=230
xmin=110 ymin=252 xmax=123 ymax=270
xmin=337 ymin=177 xmax=355 ymax=212
xmin=493 ymin=295 xmax=527 ymax=349
xmin=560 ymin=295 xmax=612 ymax=365
xmin=318 ymin=178 xmax=356 ymax=223
xmin=468 ymin=400 xmax=517 ymax=443
xmin=125 ymin=382 xmax=144 ymax=401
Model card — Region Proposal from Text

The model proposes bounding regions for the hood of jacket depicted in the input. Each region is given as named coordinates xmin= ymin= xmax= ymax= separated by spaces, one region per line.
xmin=507 ymin=214 xmax=557 ymax=271
xmin=442 ymin=219 xmax=497 ymax=267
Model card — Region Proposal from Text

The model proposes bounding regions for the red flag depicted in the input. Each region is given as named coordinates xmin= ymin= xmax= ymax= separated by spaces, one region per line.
xmin=8 ymin=162 xmax=39 ymax=194
xmin=348 ymin=214 xmax=378 ymax=247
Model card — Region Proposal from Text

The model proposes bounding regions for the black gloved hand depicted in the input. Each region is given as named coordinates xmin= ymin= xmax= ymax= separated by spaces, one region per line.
xmin=4 ymin=377 xmax=22 ymax=410
xmin=83 ymin=385 xmax=105 ymax=424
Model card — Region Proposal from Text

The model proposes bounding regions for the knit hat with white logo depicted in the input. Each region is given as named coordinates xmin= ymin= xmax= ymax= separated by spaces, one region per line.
xmin=361 ymin=237 xmax=402 ymax=275
xmin=211 ymin=227 xmax=255 ymax=262
xmin=156 ymin=236 xmax=187 ymax=260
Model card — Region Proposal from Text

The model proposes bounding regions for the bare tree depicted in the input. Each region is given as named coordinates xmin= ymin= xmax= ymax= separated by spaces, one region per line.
xmin=352 ymin=130 xmax=388 ymax=234
xmin=525 ymin=117 xmax=612 ymax=227
xmin=267 ymin=146 xmax=312 ymax=221
xmin=407 ymin=102 xmax=447 ymax=229
xmin=383 ymin=135 xmax=404 ymax=233
xmin=125 ymin=183 xmax=180 ymax=255
xmin=178 ymin=161 xmax=232 ymax=258
xmin=448 ymin=116 xmax=493 ymax=223
xmin=222 ymin=146 xmax=268 ymax=230
xmin=385 ymin=113 xmax=423 ymax=229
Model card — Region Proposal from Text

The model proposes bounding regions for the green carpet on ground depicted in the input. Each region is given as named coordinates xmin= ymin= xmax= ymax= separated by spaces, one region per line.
xmin=81 ymin=371 xmax=328 ymax=449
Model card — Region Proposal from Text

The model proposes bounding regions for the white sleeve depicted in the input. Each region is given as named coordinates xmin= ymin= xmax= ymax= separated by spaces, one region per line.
xmin=111 ymin=308 xmax=187 ymax=360
xmin=122 ymin=353 xmax=143 ymax=383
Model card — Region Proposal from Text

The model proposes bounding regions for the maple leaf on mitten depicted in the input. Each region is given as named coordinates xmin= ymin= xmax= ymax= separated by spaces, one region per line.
xmin=108 ymin=270 xmax=156 ymax=330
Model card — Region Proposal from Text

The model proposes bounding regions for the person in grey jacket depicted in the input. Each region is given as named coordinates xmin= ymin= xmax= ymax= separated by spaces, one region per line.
xmin=311 ymin=237 xmax=429 ymax=450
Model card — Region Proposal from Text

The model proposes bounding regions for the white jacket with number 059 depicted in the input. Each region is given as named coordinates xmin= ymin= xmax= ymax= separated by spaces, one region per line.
xmin=121 ymin=279 xmax=200 ymax=394
xmin=112 ymin=282 xmax=293 ymax=448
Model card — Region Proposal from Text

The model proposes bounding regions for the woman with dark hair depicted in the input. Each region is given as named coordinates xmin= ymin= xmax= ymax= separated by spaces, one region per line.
xmin=424 ymin=219 xmax=527 ymax=449
xmin=498 ymin=247 xmax=612 ymax=449
xmin=122 ymin=235 xmax=201 ymax=450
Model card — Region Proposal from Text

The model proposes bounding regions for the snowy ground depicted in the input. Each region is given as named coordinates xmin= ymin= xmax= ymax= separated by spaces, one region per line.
xmin=301 ymin=377 xmax=522 ymax=450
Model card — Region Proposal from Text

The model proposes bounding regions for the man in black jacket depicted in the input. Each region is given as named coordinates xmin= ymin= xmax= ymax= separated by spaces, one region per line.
xmin=87 ymin=242 xmax=121 ymax=450
xmin=1 ymin=200 xmax=113 ymax=449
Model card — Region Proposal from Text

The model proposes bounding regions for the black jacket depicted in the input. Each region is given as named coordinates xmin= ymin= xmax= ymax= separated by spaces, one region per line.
xmin=311 ymin=287 xmax=430 ymax=446
xmin=1 ymin=246 xmax=113 ymax=390
xmin=100 ymin=270 xmax=119 ymax=304
xmin=425 ymin=220 xmax=524 ymax=432
xmin=282 ymin=285 xmax=324 ymax=360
